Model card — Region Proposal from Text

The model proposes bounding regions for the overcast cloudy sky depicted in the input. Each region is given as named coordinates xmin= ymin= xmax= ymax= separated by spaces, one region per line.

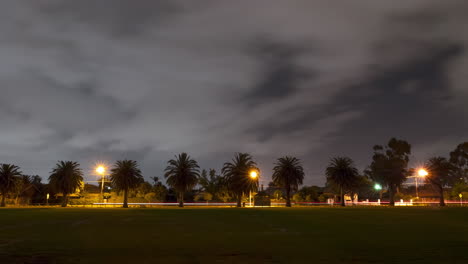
xmin=1 ymin=1 xmax=467 ymax=185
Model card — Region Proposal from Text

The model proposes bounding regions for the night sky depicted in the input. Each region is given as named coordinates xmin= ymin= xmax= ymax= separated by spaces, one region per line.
xmin=1 ymin=1 xmax=467 ymax=185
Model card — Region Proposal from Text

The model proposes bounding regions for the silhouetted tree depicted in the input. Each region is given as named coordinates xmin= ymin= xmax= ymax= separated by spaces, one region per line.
xmin=325 ymin=157 xmax=359 ymax=206
xmin=164 ymin=153 xmax=200 ymax=207
xmin=49 ymin=161 xmax=83 ymax=207
xmin=364 ymin=165 xmax=386 ymax=200
xmin=426 ymin=157 xmax=456 ymax=206
xmin=110 ymin=160 xmax=143 ymax=208
xmin=450 ymin=142 xmax=468 ymax=183
xmin=349 ymin=175 xmax=374 ymax=201
xmin=272 ymin=156 xmax=305 ymax=207
xmin=222 ymin=153 xmax=258 ymax=207
xmin=198 ymin=169 xmax=224 ymax=202
xmin=150 ymin=177 xmax=168 ymax=202
xmin=0 ymin=164 xmax=22 ymax=207
xmin=293 ymin=186 xmax=321 ymax=202
xmin=370 ymin=138 xmax=411 ymax=206
xmin=13 ymin=175 xmax=35 ymax=205
xmin=136 ymin=181 xmax=153 ymax=198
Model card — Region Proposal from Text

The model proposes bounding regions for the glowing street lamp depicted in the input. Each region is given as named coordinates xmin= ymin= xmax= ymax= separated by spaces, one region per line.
xmin=374 ymin=183 xmax=383 ymax=191
xmin=418 ymin=169 xmax=428 ymax=177
xmin=96 ymin=166 xmax=106 ymax=175
xmin=249 ymin=170 xmax=258 ymax=179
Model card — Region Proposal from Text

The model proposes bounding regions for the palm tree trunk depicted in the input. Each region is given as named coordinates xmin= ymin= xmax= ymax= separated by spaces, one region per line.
xmin=340 ymin=186 xmax=345 ymax=207
xmin=178 ymin=192 xmax=184 ymax=207
xmin=379 ymin=189 xmax=383 ymax=200
xmin=439 ymin=186 xmax=446 ymax=207
xmin=61 ymin=193 xmax=68 ymax=207
xmin=1 ymin=193 xmax=6 ymax=207
xmin=286 ymin=186 xmax=291 ymax=207
xmin=389 ymin=186 xmax=395 ymax=206
xmin=123 ymin=189 xmax=129 ymax=208
xmin=236 ymin=194 xmax=242 ymax=207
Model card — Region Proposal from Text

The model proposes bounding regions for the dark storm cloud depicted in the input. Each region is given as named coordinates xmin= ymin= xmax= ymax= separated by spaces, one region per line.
xmin=1 ymin=0 xmax=467 ymax=185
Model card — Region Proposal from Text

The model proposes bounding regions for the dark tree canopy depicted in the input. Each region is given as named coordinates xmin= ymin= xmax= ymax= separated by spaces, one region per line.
xmin=110 ymin=160 xmax=144 ymax=208
xmin=325 ymin=157 xmax=359 ymax=206
xmin=222 ymin=153 xmax=258 ymax=207
xmin=426 ymin=157 xmax=456 ymax=206
xmin=0 ymin=164 xmax=23 ymax=207
xmin=272 ymin=156 xmax=304 ymax=207
xmin=164 ymin=153 xmax=200 ymax=207
xmin=369 ymin=138 xmax=411 ymax=206
xmin=450 ymin=142 xmax=468 ymax=182
xmin=49 ymin=161 xmax=83 ymax=207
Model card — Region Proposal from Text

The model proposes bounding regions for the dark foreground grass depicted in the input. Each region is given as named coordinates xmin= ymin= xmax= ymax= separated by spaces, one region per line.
xmin=1 ymin=207 xmax=468 ymax=264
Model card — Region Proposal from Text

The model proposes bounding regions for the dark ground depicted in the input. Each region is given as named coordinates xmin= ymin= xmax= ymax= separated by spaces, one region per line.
xmin=1 ymin=207 xmax=467 ymax=264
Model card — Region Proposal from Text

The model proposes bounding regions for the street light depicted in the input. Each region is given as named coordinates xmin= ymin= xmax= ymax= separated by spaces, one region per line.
xmin=249 ymin=169 xmax=259 ymax=207
xmin=249 ymin=170 xmax=258 ymax=179
xmin=374 ymin=183 xmax=382 ymax=191
xmin=412 ymin=168 xmax=428 ymax=199
xmin=96 ymin=165 xmax=107 ymax=201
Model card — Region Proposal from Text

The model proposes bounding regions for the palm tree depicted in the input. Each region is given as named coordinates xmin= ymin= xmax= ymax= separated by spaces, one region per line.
xmin=272 ymin=156 xmax=305 ymax=207
xmin=110 ymin=160 xmax=144 ymax=208
xmin=49 ymin=161 xmax=83 ymax=207
xmin=325 ymin=157 xmax=359 ymax=206
xmin=426 ymin=157 xmax=455 ymax=206
xmin=0 ymin=164 xmax=22 ymax=207
xmin=164 ymin=153 xmax=200 ymax=207
xmin=222 ymin=153 xmax=258 ymax=207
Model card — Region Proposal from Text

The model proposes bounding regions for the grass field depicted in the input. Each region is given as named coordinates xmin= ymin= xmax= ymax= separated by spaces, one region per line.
xmin=1 ymin=207 xmax=468 ymax=264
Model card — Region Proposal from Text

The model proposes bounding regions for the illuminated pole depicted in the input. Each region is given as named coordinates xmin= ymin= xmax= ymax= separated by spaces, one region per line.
xmin=416 ymin=169 xmax=428 ymax=199
xmin=415 ymin=177 xmax=419 ymax=198
xmin=96 ymin=166 xmax=106 ymax=202
xmin=249 ymin=170 xmax=258 ymax=207
xmin=374 ymin=183 xmax=382 ymax=205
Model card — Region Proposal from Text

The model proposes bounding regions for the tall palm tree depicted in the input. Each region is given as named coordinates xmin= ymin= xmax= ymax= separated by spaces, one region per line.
xmin=0 ymin=164 xmax=22 ymax=207
xmin=325 ymin=157 xmax=359 ymax=206
xmin=164 ymin=153 xmax=200 ymax=207
xmin=272 ymin=156 xmax=304 ymax=207
xmin=110 ymin=160 xmax=144 ymax=208
xmin=49 ymin=161 xmax=83 ymax=207
xmin=426 ymin=157 xmax=455 ymax=206
xmin=222 ymin=153 xmax=258 ymax=207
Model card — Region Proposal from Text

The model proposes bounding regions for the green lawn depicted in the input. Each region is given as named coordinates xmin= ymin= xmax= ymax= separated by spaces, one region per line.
xmin=1 ymin=207 xmax=467 ymax=264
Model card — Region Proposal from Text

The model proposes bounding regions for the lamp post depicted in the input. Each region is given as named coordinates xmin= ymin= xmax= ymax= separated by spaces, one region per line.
xmin=374 ymin=184 xmax=382 ymax=204
xmin=96 ymin=165 xmax=106 ymax=202
xmin=415 ymin=169 xmax=428 ymax=199
xmin=249 ymin=170 xmax=258 ymax=207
